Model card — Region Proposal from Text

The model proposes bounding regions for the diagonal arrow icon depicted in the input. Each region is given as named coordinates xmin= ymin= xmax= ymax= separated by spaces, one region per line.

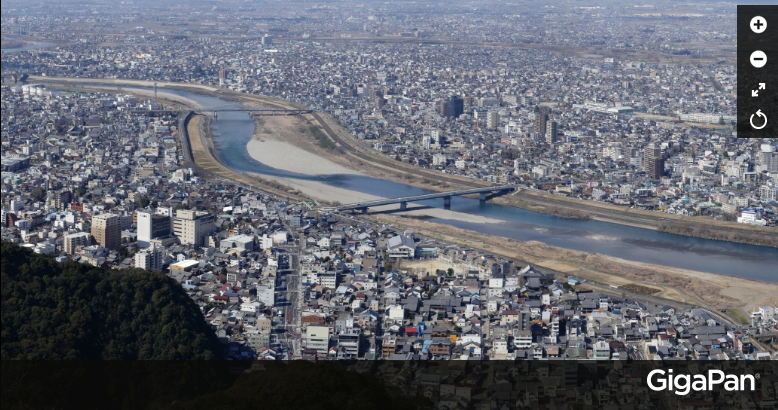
xmin=752 ymin=90 xmax=759 ymax=97
xmin=759 ymin=83 xmax=766 ymax=90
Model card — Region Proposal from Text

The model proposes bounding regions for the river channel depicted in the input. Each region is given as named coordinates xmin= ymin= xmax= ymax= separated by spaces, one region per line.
xmin=1 ymin=39 xmax=57 ymax=53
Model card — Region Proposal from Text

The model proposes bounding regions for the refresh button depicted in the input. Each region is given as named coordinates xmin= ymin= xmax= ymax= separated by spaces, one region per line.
xmin=750 ymin=110 xmax=767 ymax=130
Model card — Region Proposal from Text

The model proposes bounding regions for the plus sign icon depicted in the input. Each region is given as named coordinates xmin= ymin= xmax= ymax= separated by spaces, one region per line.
xmin=751 ymin=16 xmax=767 ymax=34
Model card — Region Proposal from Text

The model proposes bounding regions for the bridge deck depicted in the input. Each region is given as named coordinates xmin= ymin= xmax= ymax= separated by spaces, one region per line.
xmin=193 ymin=108 xmax=315 ymax=113
xmin=337 ymin=185 xmax=517 ymax=210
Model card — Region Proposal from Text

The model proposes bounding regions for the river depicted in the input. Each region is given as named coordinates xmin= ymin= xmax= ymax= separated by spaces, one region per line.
xmin=1 ymin=39 xmax=57 ymax=53
xmin=88 ymin=86 xmax=778 ymax=281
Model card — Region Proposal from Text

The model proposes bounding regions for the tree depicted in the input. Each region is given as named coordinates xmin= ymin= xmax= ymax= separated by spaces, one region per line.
xmin=31 ymin=186 xmax=46 ymax=202
xmin=447 ymin=268 xmax=454 ymax=276
xmin=137 ymin=196 xmax=150 ymax=208
xmin=116 ymin=245 xmax=131 ymax=259
xmin=1 ymin=242 xmax=222 ymax=360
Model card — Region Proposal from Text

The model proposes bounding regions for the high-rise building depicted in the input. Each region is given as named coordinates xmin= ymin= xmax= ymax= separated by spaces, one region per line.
xmin=487 ymin=111 xmax=499 ymax=129
xmin=545 ymin=121 xmax=558 ymax=144
xmin=49 ymin=190 xmax=72 ymax=210
xmin=645 ymin=143 xmax=665 ymax=179
xmin=91 ymin=213 xmax=121 ymax=250
xmin=534 ymin=106 xmax=550 ymax=139
xmin=439 ymin=95 xmax=464 ymax=118
xmin=757 ymin=144 xmax=778 ymax=173
xmin=173 ymin=209 xmax=215 ymax=246
xmin=136 ymin=210 xmax=172 ymax=248
xmin=64 ymin=232 xmax=92 ymax=255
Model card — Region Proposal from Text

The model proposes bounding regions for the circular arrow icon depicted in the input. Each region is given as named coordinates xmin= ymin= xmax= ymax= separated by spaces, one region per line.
xmin=750 ymin=110 xmax=767 ymax=130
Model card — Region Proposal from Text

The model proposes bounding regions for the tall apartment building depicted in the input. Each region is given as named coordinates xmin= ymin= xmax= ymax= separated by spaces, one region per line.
xmin=64 ymin=232 xmax=92 ymax=255
xmin=439 ymin=95 xmax=464 ymax=118
xmin=91 ymin=213 xmax=121 ymax=250
xmin=487 ymin=111 xmax=499 ymax=129
xmin=47 ymin=190 xmax=72 ymax=210
xmin=136 ymin=210 xmax=172 ymax=248
xmin=757 ymin=144 xmax=778 ymax=173
xmin=545 ymin=121 xmax=558 ymax=144
xmin=173 ymin=209 xmax=215 ymax=246
xmin=645 ymin=143 xmax=665 ymax=179
xmin=534 ymin=106 xmax=550 ymax=139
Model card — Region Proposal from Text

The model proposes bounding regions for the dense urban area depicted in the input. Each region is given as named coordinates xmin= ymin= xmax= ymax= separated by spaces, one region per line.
xmin=2 ymin=0 xmax=777 ymax=374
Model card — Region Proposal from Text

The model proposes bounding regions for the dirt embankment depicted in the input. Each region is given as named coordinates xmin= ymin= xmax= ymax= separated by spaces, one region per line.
xmin=657 ymin=222 xmax=778 ymax=248
xmin=372 ymin=214 xmax=778 ymax=311
xmin=494 ymin=189 xmax=778 ymax=247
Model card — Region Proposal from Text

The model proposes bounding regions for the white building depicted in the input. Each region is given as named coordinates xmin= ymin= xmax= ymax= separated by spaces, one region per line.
xmin=272 ymin=231 xmax=288 ymax=245
xmin=386 ymin=235 xmax=416 ymax=259
xmin=256 ymin=285 xmax=275 ymax=307
xmin=387 ymin=304 xmax=405 ymax=322
xmin=135 ymin=244 xmax=162 ymax=271
xmin=136 ymin=210 xmax=171 ymax=248
xmin=679 ymin=113 xmax=722 ymax=124
xmin=593 ymin=340 xmax=611 ymax=360
xmin=306 ymin=326 xmax=330 ymax=352
xmin=432 ymin=154 xmax=447 ymax=166
xmin=220 ymin=234 xmax=255 ymax=253
xmin=173 ymin=209 xmax=215 ymax=246
xmin=64 ymin=232 xmax=92 ymax=255
xmin=737 ymin=209 xmax=767 ymax=226
xmin=259 ymin=234 xmax=273 ymax=250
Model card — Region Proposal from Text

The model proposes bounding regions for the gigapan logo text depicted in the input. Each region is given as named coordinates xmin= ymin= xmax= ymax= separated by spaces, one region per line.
xmin=647 ymin=369 xmax=757 ymax=396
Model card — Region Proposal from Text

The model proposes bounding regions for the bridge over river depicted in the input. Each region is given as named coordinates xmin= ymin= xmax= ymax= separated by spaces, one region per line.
xmin=321 ymin=185 xmax=518 ymax=214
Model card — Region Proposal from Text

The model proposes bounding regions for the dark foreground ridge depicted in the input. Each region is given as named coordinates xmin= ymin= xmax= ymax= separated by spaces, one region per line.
xmin=0 ymin=241 xmax=222 ymax=359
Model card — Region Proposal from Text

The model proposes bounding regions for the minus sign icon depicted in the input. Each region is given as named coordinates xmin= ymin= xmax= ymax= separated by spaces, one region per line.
xmin=754 ymin=58 xmax=764 ymax=60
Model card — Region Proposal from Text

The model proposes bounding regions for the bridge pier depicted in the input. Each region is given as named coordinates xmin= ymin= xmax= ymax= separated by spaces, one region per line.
xmin=360 ymin=207 xmax=368 ymax=215
xmin=400 ymin=201 xmax=407 ymax=211
xmin=444 ymin=196 xmax=451 ymax=210
xmin=479 ymin=192 xmax=487 ymax=204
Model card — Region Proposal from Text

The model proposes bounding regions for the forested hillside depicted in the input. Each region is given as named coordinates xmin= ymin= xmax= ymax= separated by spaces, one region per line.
xmin=1 ymin=242 xmax=223 ymax=359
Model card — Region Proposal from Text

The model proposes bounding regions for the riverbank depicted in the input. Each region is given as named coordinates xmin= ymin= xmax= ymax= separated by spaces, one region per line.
xmin=373 ymin=214 xmax=777 ymax=312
